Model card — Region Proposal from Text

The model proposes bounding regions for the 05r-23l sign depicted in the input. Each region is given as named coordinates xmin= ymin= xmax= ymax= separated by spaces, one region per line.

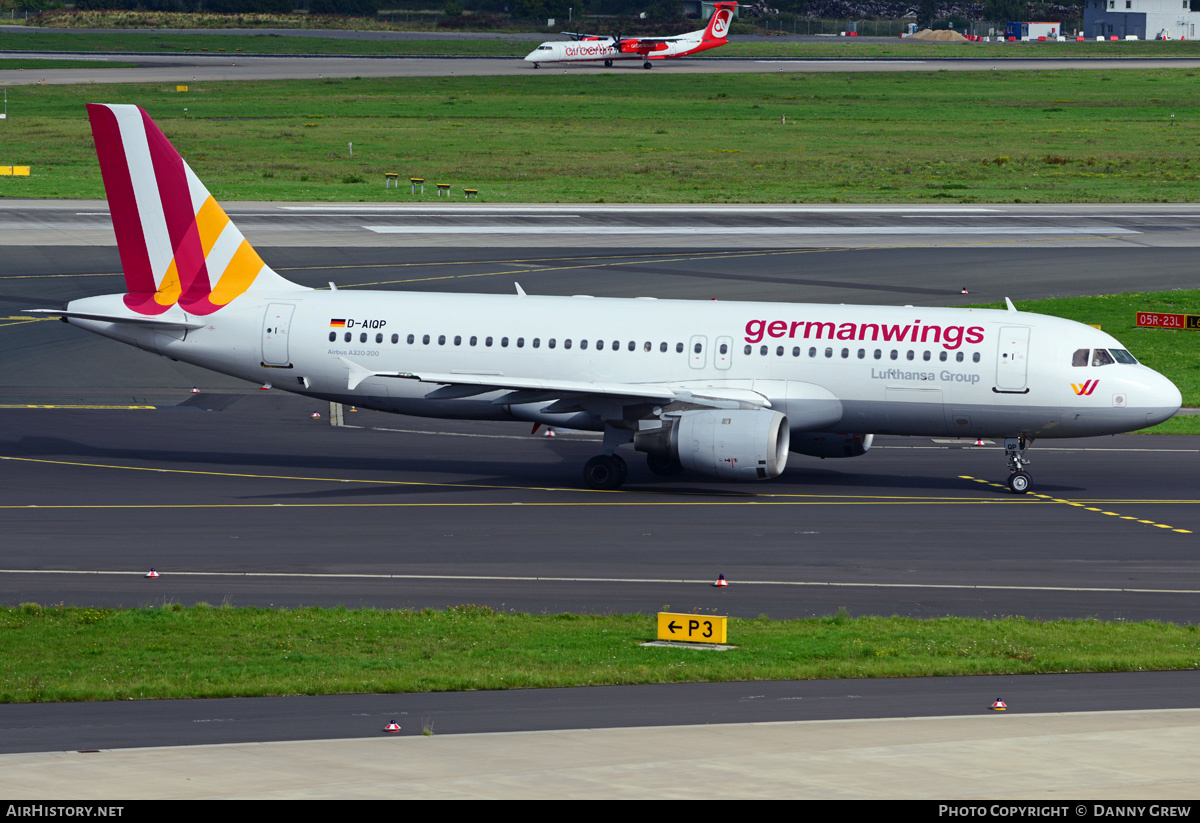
xmin=1135 ymin=312 xmax=1200 ymax=330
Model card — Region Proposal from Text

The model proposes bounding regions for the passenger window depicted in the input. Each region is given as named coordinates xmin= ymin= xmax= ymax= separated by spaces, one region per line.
xmin=660 ymin=342 xmax=667 ymax=353
xmin=809 ymin=347 xmax=817 ymax=358
xmin=923 ymin=351 xmax=931 ymax=361
xmin=597 ymin=340 xmax=604 ymax=351
xmin=485 ymin=336 xmax=493 ymax=347
xmin=580 ymin=339 xmax=587 ymax=350
xmin=407 ymin=334 xmax=415 ymax=344
xmin=502 ymin=337 xmax=510 ymax=347
xmin=360 ymin=333 xmax=368 ymax=343
xmin=469 ymin=336 xmax=477 ymax=346
xmin=956 ymin=352 xmax=964 ymax=362
xmin=677 ymin=343 xmax=685 ymax=353
xmin=328 ymin=332 xmax=336 ymax=342
xmin=744 ymin=344 xmax=752 ymax=355
xmin=628 ymin=341 xmax=635 ymax=351
xmin=564 ymin=339 xmax=572 ymax=350
xmin=760 ymin=345 xmax=768 ymax=356
xmin=972 ymin=352 xmax=980 ymax=363
xmin=391 ymin=333 xmax=399 ymax=344
xmin=548 ymin=339 xmax=556 ymax=349
xmin=939 ymin=351 xmax=948 ymax=362
xmin=1092 ymin=349 xmax=1114 ymax=367
xmin=719 ymin=343 xmax=728 ymax=355
xmin=874 ymin=349 xmax=882 ymax=360
xmin=825 ymin=347 xmax=833 ymax=358
xmin=889 ymin=350 xmax=898 ymax=360
xmin=1072 ymin=348 xmax=1089 ymax=367
xmin=516 ymin=337 xmax=524 ymax=348
xmin=906 ymin=350 xmax=914 ymax=361
xmin=857 ymin=349 xmax=865 ymax=359
xmin=376 ymin=333 xmax=383 ymax=344
xmin=438 ymin=335 xmax=446 ymax=345
xmin=453 ymin=335 xmax=461 ymax=346
xmin=693 ymin=342 xmax=702 ymax=354
xmin=641 ymin=341 xmax=649 ymax=352
xmin=841 ymin=348 xmax=849 ymax=358
xmin=345 ymin=333 xmax=352 ymax=342
xmin=793 ymin=347 xmax=801 ymax=357
xmin=777 ymin=346 xmax=784 ymax=356
xmin=533 ymin=338 xmax=541 ymax=349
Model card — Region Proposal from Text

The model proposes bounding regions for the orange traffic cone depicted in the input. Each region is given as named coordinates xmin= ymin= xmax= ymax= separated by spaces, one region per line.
xmin=714 ymin=574 xmax=728 ymax=588
xmin=544 ymin=428 xmax=556 ymax=438
xmin=145 ymin=568 xmax=159 ymax=579
xmin=190 ymin=387 xmax=200 ymax=394
xmin=383 ymin=721 xmax=402 ymax=733
xmin=961 ymin=287 xmax=969 ymax=294
xmin=311 ymin=412 xmax=321 ymax=420
xmin=990 ymin=699 xmax=1007 ymax=711
xmin=260 ymin=383 xmax=271 ymax=391
xmin=975 ymin=438 xmax=986 ymax=446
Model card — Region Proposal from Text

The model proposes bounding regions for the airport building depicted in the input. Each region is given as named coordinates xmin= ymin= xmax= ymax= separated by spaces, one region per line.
xmin=1083 ymin=0 xmax=1200 ymax=39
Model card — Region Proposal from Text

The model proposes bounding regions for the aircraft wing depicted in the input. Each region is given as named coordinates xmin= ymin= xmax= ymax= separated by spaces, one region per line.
xmin=338 ymin=358 xmax=771 ymax=412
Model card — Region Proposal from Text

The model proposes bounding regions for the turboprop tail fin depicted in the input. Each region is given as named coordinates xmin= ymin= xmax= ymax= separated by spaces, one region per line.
xmin=702 ymin=2 xmax=737 ymax=41
xmin=86 ymin=103 xmax=302 ymax=317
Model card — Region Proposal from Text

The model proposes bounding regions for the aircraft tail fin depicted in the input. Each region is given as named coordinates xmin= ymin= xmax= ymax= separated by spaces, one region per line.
xmin=702 ymin=2 xmax=737 ymax=41
xmin=86 ymin=103 xmax=301 ymax=317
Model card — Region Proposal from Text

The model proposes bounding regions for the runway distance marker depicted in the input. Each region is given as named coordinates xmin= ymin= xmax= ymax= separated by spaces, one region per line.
xmin=657 ymin=612 xmax=727 ymax=644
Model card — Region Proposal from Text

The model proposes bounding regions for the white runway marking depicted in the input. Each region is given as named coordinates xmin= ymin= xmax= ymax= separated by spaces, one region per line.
xmin=364 ymin=225 xmax=1140 ymax=236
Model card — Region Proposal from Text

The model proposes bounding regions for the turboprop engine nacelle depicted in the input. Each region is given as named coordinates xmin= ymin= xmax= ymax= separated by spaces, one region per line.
xmin=633 ymin=408 xmax=790 ymax=480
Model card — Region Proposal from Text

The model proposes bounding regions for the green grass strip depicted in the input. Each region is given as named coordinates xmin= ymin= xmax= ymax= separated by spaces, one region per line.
xmin=0 ymin=70 xmax=1199 ymax=203
xmin=3 ymin=604 xmax=1198 ymax=703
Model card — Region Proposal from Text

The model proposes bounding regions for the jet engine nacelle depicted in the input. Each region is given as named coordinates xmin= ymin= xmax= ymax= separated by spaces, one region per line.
xmin=791 ymin=432 xmax=873 ymax=459
xmin=633 ymin=408 xmax=790 ymax=480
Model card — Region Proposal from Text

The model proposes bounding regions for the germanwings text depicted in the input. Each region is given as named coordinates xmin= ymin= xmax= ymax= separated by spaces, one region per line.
xmin=744 ymin=318 xmax=985 ymax=351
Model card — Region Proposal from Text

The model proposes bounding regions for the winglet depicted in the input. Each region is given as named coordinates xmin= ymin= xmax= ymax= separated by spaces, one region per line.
xmin=515 ymin=282 xmax=527 ymax=297
xmin=1005 ymin=297 xmax=1018 ymax=312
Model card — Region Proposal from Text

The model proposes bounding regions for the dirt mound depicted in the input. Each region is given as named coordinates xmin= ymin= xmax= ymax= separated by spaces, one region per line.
xmin=906 ymin=28 xmax=971 ymax=42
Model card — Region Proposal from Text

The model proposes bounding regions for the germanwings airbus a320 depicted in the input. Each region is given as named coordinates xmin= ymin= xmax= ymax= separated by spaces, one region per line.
xmin=31 ymin=105 xmax=1181 ymax=493
xmin=524 ymin=2 xmax=737 ymax=69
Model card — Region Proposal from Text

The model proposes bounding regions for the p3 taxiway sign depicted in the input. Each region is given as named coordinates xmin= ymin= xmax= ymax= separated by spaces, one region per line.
xmin=657 ymin=612 xmax=728 ymax=644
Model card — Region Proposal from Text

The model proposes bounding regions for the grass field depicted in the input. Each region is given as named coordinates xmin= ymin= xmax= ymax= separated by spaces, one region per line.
xmin=0 ymin=70 xmax=1199 ymax=203
xmin=3 ymin=604 xmax=1198 ymax=703
xmin=6 ymin=26 xmax=1200 ymax=58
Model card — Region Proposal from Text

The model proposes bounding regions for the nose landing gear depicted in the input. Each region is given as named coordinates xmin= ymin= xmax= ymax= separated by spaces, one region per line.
xmin=1004 ymin=436 xmax=1033 ymax=494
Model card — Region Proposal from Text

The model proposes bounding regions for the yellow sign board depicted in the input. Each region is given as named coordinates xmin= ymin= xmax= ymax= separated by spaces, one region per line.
xmin=177 ymin=85 xmax=189 ymax=92
xmin=657 ymin=612 xmax=727 ymax=644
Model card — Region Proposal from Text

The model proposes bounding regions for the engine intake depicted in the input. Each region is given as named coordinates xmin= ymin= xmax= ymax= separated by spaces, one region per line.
xmin=634 ymin=409 xmax=790 ymax=480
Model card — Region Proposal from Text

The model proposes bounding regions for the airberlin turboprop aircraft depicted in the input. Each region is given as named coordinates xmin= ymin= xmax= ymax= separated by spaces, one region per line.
xmin=524 ymin=2 xmax=737 ymax=69
xmin=31 ymin=105 xmax=1182 ymax=493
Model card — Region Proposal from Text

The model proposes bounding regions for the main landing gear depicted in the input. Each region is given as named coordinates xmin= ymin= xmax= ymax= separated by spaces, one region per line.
xmin=642 ymin=60 xmax=652 ymax=69
xmin=584 ymin=454 xmax=627 ymax=490
xmin=1004 ymin=435 xmax=1033 ymax=494
xmin=604 ymin=59 xmax=613 ymax=67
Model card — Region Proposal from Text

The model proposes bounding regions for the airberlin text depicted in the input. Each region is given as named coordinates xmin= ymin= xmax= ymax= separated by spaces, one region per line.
xmin=938 ymin=808 xmax=1191 ymax=818
xmin=745 ymin=318 xmax=985 ymax=350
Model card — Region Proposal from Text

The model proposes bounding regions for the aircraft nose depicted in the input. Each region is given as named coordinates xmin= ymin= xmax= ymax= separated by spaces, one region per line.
xmin=1142 ymin=369 xmax=1183 ymax=427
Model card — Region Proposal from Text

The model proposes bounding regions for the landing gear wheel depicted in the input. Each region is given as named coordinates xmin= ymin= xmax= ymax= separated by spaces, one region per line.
xmin=646 ymin=453 xmax=684 ymax=476
xmin=584 ymin=454 xmax=627 ymax=490
xmin=533 ymin=62 xmax=540 ymax=69
xmin=1007 ymin=471 xmax=1032 ymax=494
xmin=643 ymin=61 xmax=652 ymax=69
xmin=604 ymin=60 xmax=613 ymax=67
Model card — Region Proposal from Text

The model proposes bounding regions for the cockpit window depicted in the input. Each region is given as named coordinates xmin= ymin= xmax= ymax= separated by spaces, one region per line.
xmin=1072 ymin=348 xmax=1089 ymax=367
xmin=1110 ymin=348 xmax=1138 ymax=364
xmin=1092 ymin=349 xmax=1115 ymax=367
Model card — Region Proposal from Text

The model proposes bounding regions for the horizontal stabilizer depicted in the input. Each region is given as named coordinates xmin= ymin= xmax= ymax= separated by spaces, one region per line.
xmin=23 ymin=308 xmax=207 ymax=330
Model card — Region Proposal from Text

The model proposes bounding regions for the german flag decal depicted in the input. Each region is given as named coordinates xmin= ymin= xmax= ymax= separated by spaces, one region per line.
xmin=329 ymin=319 xmax=346 ymax=328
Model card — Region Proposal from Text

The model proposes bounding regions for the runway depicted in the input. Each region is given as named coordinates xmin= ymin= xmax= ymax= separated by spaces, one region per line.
xmin=6 ymin=51 xmax=1200 ymax=86
xmin=2 ymin=204 xmax=1199 ymax=796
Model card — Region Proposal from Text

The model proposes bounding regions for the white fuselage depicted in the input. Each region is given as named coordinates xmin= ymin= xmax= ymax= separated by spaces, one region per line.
xmin=524 ymin=31 xmax=716 ymax=65
xmin=65 ymin=288 xmax=1182 ymax=441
